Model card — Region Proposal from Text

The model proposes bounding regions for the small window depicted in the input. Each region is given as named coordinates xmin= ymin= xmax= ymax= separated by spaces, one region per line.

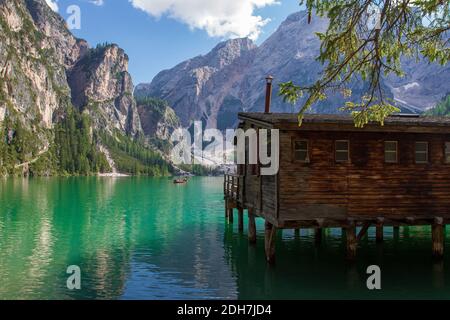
xmin=445 ymin=142 xmax=450 ymax=163
xmin=385 ymin=141 xmax=398 ymax=163
xmin=294 ymin=140 xmax=309 ymax=162
xmin=415 ymin=142 xmax=428 ymax=163
xmin=335 ymin=140 xmax=349 ymax=162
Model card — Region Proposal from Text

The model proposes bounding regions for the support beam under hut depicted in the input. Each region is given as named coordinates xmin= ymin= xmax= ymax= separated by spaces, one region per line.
xmin=228 ymin=207 xmax=234 ymax=224
xmin=248 ymin=210 xmax=256 ymax=245
xmin=315 ymin=228 xmax=323 ymax=244
xmin=265 ymin=221 xmax=276 ymax=264
xmin=238 ymin=208 xmax=244 ymax=232
xmin=376 ymin=218 xmax=384 ymax=243
xmin=432 ymin=217 xmax=444 ymax=258
xmin=346 ymin=221 xmax=357 ymax=260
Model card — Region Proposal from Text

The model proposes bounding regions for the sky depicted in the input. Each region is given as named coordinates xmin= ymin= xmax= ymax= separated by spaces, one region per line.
xmin=45 ymin=0 xmax=303 ymax=85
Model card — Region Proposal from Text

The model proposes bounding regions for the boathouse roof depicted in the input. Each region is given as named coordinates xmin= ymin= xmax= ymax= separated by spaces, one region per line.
xmin=238 ymin=113 xmax=450 ymax=133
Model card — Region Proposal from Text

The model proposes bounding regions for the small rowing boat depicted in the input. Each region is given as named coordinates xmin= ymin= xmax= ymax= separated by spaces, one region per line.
xmin=173 ymin=177 xmax=189 ymax=184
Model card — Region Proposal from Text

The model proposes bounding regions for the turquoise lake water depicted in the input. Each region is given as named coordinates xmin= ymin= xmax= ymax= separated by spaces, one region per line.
xmin=0 ymin=177 xmax=449 ymax=299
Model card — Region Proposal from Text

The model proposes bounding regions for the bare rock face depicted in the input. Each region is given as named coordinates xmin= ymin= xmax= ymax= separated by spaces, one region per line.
xmin=0 ymin=0 xmax=141 ymax=138
xmin=137 ymin=98 xmax=180 ymax=141
xmin=0 ymin=0 xmax=77 ymax=140
xmin=135 ymin=38 xmax=257 ymax=129
xmin=24 ymin=0 xmax=88 ymax=68
xmin=384 ymin=57 xmax=450 ymax=112
xmin=68 ymin=44 xmax=142 ymax=137
xmin=136 ymin=11 xmax=450 ymax=129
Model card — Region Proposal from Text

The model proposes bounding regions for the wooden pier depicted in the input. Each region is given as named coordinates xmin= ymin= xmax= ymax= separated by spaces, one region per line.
xmin=224 ymin=112 xmax=450 ymax=264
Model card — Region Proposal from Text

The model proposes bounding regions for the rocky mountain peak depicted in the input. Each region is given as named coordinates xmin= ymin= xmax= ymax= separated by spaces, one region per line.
xmin=0 ymin=0 xmax=141 ymax=139
xmin=135 ymin=37 xmax=257 ymax=127
xmin=25 ymin=0 xmax=88 ymax=68
xmin=136 ymin=10 xmax=449 ymax=128
xmin=68 ymin=43 xmax=141 ymax=136
xmin=205 ymin=37 xmax=257 ymax=69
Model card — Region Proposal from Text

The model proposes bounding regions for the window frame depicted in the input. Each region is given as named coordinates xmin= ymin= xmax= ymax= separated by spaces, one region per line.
xmin=445 ymin=142 xmax=450 ymax=164
xmin=384 ymin=141 xmax=398 ymax=164
xmin=335 ymin=140 xmax=350 ymax=163
xmin=415 ymin=141 xmax=429 ymax=164
xmin=293 ymin=139 xmax=309 ymax=163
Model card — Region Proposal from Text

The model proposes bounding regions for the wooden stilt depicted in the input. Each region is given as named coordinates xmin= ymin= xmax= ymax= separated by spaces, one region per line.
xmin=238 ymin=208 xmax=244 ymax=232
xmin=225 ymin=201 xmax=228 ymax=219
xmin=357 ymin=222 xmax=370 ymax=242
xmin=315 ymin=228 xmax=323 ymax=244
xmin=228 ymin=207 xmax=234 ymax=223
xmin=376 ymin=225 xmax=384 ymax=243
xmin=376 ymin=218 xmax=384 ymax=243
xmin=294 ymin=228 xmax=300 ymax=236
xmin=265 ymin=221 xmax=276 ymax=264
xmin=248 ymin=210 xmax=256 ymax=244
xmin=346 ymin=222 xmax=357 ymax=260
xmin=432 ymin=217 xmax=444 ymax=258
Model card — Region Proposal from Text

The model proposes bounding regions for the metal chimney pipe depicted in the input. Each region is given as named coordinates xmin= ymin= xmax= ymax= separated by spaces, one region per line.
xmin=264 ymin=76 xmax=274 ymax=114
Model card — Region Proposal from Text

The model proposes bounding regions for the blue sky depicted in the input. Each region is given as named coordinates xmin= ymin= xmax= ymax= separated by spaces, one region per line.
xmin=48 ymin=0 xmax=302 ymax=85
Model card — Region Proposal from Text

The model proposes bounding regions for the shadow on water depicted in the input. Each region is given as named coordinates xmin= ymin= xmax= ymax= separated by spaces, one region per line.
xmin=224 ymin=221 xmax=450 ymax=299
xmin=0 ymin=177 xmax=449 ymax=299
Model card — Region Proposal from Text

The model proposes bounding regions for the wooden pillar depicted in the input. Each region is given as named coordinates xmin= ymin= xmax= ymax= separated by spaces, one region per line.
xmin=228 ymin=207 xmax=234 ymax=224
xmin=225 ymin=200 xmax=228 ymax=218
xmin=432 ymin=217 xmax=444 ymax=258
xmin=376 ymin=225 xmax=384 ymax=243
xmin=346 ymin=222 xmax=357 ymax=260
xmin=265 ymin=221 xmax=276 ymax=264
xmin=315 ymin=228 xmax=323 ymax=244
xmin=238 ymin=208 xmax=244 ymax=232
xmin=248 ymin=210 xmax=256 ymax=244
xmin=376 ymin=218 xmax=384 ymax=243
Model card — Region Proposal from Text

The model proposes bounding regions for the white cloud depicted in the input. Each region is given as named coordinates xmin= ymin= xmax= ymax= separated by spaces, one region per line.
xmin=89 ymin=0 xmax=105 ymax=6
xmin=45 ymin=0 xmax=59 ymax=12
xmin=129 ymin=0 xmax=278 ymax=40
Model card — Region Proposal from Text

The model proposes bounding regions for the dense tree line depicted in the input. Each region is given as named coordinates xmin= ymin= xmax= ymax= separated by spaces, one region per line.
xmin=99 ymin=131 xmax=170 ymax=176
xmin=427 ymin=95 xmax=450 ymax=116
xmin=178 ymin=164 xmax=221 ymax=176
xmin=55 ymin=108 xmax=110 ymax=175
xmin=1 ymin=105 xmax=217 ymax=177
xmin=0 ymin=116 xmax=40 ymax=175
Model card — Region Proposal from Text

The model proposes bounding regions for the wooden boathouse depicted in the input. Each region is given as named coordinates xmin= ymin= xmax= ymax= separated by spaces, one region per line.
xmin=224 ymin=112 xmax=450 ymax=263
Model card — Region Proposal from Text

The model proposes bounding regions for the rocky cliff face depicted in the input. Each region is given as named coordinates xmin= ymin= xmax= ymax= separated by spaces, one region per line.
xmin=135 ymin=38 xmax=257 ymax=128
xmin=68 ymin=44 xmax=142 ymax=137
xmin=136 ymin=11 xmax=450 ymax=129
xmin=136 ymin=98 xmax=180 ymax=141
xmin=0 ymin=0 xmax=143 ymax=176
xmin=0 ymin=0 xmax=141 ymax=135
xmin=0 ymin=0 xmax=81 ymax=130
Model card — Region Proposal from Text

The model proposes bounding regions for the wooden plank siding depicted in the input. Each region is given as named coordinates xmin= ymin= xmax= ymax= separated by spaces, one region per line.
xmin=278 ymin=130 xmax=450 ymax=225
xmin=226 ymin=113 xmax=450 ymax=261
xmin=238 ymin=122 xmax=279 ymax=225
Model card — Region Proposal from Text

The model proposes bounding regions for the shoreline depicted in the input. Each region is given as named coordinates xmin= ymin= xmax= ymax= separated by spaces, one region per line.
xmin=97 ymin=172 xmax=130 ymax=177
